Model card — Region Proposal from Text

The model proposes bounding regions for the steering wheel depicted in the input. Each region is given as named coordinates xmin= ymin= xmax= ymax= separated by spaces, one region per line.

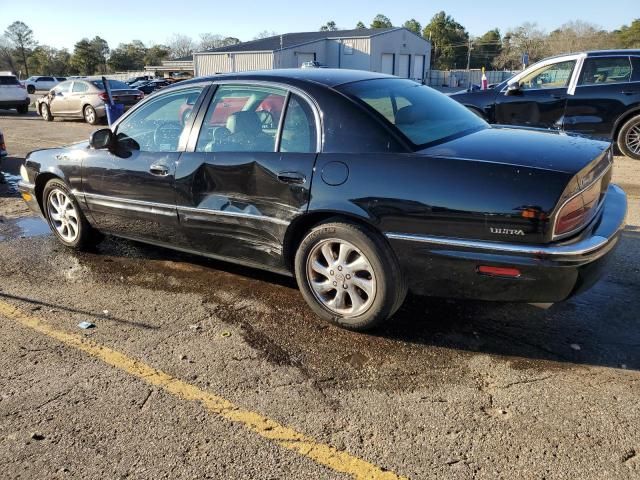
xmin=153 ymin=124 xmax=183 ymax=151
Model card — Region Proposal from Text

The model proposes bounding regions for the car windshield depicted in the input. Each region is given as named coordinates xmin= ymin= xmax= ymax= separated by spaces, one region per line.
xmin=339 ymin=78 xmax=488 ymax=148
xmin=91 ymin=79 xmax=130 ymax=90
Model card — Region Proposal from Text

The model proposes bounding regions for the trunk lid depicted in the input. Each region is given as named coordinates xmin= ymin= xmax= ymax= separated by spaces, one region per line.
xmin=420 ymin=125 xmax=610 ymax=175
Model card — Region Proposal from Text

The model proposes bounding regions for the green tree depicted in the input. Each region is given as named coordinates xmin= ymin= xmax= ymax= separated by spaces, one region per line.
xmin=470 ymin=29 xmax=502 ymax=69
xmin=423 ymin=11 xmax=469 ymax=69
xmin=4 ymin=21 xmax=37 ymax=77
xmin=90 ymin=36 xmax=109 ymax=73
xmin=493 ymin=22 xmax=547 ymax=70
xmin=613 ymin=19 xmax=640 ymax=48
xmin=320 ymin=21 xmax=338 ymax=31
xmin=144 ymin=44 xmax=170 ymax=66
xmin=108 ymin=40 xmax=147 ymax=71
xmin=70 ymin=38 xmax=104 ymax=75
xmin=371 ymin=14 xmax=393 ymax=29
xmin=356 ymin=21 xmax=366 ymax=29
xmin=403 ymin=19 xmax=422 ymax=36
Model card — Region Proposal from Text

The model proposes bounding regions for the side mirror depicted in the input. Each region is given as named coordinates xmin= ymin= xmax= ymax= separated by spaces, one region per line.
xmin=89 ymin=128 xmax=114 ymax=150
xmin=506 ymin=82 xmax=521 ymax=95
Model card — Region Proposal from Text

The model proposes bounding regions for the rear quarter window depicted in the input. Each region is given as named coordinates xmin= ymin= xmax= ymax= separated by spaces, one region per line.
xmin=632 ymin=57 xmax=640 ymax=82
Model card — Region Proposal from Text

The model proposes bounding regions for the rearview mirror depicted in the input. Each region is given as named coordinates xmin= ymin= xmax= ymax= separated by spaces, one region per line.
xmin=90 ymin=128 xmax=114 ymax=150
xmin=506 ymin=82 xmax=521 ymax=95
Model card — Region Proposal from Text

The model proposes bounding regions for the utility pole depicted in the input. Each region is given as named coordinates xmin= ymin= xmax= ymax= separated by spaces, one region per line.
xmin=466 ymin=39 xmax=473 ymax=88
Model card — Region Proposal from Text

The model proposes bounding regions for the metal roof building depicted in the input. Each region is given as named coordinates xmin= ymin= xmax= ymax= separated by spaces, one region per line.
xmin=193 ymin=28 xmax=431 ymax=82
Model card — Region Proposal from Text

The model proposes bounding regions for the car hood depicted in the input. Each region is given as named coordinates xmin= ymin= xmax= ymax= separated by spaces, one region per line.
xmin=419 ymin=126 xmax=610 ymax=175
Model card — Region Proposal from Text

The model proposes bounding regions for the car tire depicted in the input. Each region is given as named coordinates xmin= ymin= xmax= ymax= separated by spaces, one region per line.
xmin=617 ymin=114 xmax=640 ymax=160
xmin=294 ymin=220 xmax=407 ymax=331
xmin=27 ymin=85 xmax=35 ymax=94
xmin=83 ymin=105 xmax=98 ymax=125
xmin=17 ymin=104 xmax=28 ymax=114
xmin=41 ymin=104 xmax=53 ymax=122
xmin=42 ymin=179 xmax=100 ymax=249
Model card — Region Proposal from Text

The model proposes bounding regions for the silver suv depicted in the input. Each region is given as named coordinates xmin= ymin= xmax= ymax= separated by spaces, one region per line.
xmin=0 ymin=72 xmax=30 ymax=114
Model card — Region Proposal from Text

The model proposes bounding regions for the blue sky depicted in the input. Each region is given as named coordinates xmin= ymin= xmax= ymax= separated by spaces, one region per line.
xmin=1 ymin=0 xmax=637 ymax=50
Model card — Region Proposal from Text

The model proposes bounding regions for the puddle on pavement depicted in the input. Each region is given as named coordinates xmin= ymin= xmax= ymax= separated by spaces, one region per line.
xmin=0 ymin=216 xmax=51 ymax=241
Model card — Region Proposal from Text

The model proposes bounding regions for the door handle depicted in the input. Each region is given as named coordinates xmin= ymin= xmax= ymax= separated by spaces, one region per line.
xmin=277 ymin=171 xmax=306 ymax=185
xmin=550 ymin=94 xmax=564 ymax=99
xmin=621 ymin=90 xmax=637 ymax=96
xmin=149 ymin=164 xmax=170 ymax=176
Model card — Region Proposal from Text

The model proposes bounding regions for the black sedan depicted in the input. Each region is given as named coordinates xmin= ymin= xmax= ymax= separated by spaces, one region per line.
xmin=450 ymin=50 xmax=640 ymax=159
xmin=18 ymin=69 xmax=627 ymax=330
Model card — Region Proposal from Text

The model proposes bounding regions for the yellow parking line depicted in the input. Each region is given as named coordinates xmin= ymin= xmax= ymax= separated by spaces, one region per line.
xmin=0 ymin=300 xmax=406 ymax=480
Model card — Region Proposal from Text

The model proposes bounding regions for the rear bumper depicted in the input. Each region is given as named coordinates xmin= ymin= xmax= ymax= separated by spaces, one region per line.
xmin=0 ymin=98 xmax=29 ymax=108
xmin=387 ymin=184 xmax=627 ymax=302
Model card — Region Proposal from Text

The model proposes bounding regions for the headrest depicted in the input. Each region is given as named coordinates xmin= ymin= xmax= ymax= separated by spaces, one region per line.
xmin=226 ymin=111 xmax=261 ymax=134
xmin=395 ymin=105 xmax=419 ymax=125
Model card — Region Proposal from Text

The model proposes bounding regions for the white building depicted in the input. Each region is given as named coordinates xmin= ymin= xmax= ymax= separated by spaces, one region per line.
xmin=193 ymin=28 xmax=431 ymax=82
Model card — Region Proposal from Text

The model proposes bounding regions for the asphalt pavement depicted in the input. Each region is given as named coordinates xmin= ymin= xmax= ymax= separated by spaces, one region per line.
xmin=0 ymin=109 xmax=639 ymax=479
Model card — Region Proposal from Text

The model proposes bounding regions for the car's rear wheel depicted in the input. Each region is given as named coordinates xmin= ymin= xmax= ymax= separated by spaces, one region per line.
xmin=27 ymin=85 xmax=35 ymax=94
xmin=41 ymin=104 xmax=53 ymax=122
xmin=618 ymin=114 xmax=640 ymax=160
xmin=17 ymin=104 xmax=28 ymax=114
xmin=83 ymin=105 xmax=98 ymax=125
xmin=294 ymin=220 xmax=406 ymax=331
xmin=43 ymin=179 xmax=100 ymax=249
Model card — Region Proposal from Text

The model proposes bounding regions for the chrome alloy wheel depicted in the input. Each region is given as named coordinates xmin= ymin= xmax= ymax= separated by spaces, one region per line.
xmin=306 ymin=238 xmax=377 ymax=317
xmin=626 ymin=123 xmax=640 ymax=155
xmin=84 ymin=106 xmax=96 ymax=124
xmin=47 ymin=189 xmax=80 ymax=242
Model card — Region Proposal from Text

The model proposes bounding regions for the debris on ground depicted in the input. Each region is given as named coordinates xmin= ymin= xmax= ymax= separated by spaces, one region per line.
xmin=77 ymin=321 xmax=95 ymax=330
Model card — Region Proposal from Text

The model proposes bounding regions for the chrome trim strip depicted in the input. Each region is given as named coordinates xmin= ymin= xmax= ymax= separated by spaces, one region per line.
xmin=75 ymin=191 xmax=290 ymax=225
xmin=178 ymin=205 xmax=290 ymax=226
xmin=385 ymin=232 xmax=610 ymax=258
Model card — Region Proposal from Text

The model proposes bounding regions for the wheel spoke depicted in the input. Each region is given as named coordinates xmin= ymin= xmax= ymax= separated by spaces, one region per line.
xmin=310 ymin=259 xmax=330 ymax=278
xmin=330 ymin=289 xmax=347 ymax=310
xmin=351 ymin=276 xmax=373 ymax=297
xmin=311 ymin=279 xmax=334 ymax=294
xmin=320 ymin=243 xmax=335 ymax=266
xmin=346 ymin=255 xmax=370 ymax=273
xmin=336 ymin=242 xmax=353 ymax=265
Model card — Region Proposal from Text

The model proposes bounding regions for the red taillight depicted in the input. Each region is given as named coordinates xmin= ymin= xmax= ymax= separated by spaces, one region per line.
xmin=477 ymin=266 xmax=521 ymax=278
xmin=554 ymin=179 xmax=602 ymax=238
xmin=98 ymin=92 xmax=109 ymax=102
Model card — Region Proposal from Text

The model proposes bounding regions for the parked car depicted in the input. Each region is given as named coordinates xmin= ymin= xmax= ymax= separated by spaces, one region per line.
xmin=36 ymin=78 xmax=144 ymax=125
xmin=18 ymin=69 xmax=627 ymax=330
xmin=134 ymin=79 xmax=171 ymax=95
xmin=21 ymin=76 xmax=60 ymax=94
xmin=301 ymin=61 xmax=327 ymax=69
xmin=0 ymin=129 xmax=6 ymax=158
xmin=0 ymin=72 xmax=30 ymax=114
xmin=125 ymin=75 xmax=153 ymax=85
xmin=450 ymin=50 xmax=640 ymax=159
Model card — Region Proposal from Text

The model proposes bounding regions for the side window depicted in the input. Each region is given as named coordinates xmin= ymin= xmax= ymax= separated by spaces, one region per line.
xmin=280 ymin=94 xmax=317 ymax=153
xmin=196 ymin=85 xmax=286 ymax=153
xmin=72 ymin=81 xmax=89 ymax=93
xmin=40 ymin=77 xmax=54 ymax=82
xmin=115 ymin=87 xmax=204 ymax=153
xmin=54 ymin=81 xmax=72 ymax=94
xmin=519 ymin=60 xmax=576 ymax=90
xmin=579 ymin=57 xmax=632 ymax=85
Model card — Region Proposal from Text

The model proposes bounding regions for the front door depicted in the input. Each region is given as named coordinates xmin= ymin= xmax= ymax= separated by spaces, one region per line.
xmin=49 ymin=81 xmax=73 ymax=115
xmin=81 ymin=85 xmax=206 ymax=245
xmin=67 ymin=80 xmax=90 ymax=116
xmin=176 ymin=83 xmax=319 ymax=270
xmin=495 ymin=59 xmax=576 ymax=129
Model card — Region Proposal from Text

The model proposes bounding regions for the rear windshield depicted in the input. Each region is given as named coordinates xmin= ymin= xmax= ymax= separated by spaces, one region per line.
xmin=0 ymin=76 xmax=19 ymax=85
xmin=91 ymin=79 xmax=130 ymax=90
xmin=339 ymin=78 xmax=487 ymax=148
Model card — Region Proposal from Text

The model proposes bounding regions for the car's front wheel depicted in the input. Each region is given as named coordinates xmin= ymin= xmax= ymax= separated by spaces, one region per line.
xmin=617 ymin=114 xmax=640 ymax=160
xmin=43 ymin=179 xmax=100 ymax=249
xmin=294 ymin=220 xmax=406 ymax=331
xmin=27 ymin=85 xmax=35 ymax=94
xmin=83 ymin=105 xmax=98 ymax=125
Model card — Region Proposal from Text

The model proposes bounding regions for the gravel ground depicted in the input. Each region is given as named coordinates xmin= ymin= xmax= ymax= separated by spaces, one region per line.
xmin=0 ymin=108 xmax=639 ymax=479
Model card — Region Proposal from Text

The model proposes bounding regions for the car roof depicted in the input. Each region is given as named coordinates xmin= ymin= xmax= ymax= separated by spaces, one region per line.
xmin=180 ymin=68 xmax=393 ymax=88
xmin=585 ymin=49 xmax=640 ymax=57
